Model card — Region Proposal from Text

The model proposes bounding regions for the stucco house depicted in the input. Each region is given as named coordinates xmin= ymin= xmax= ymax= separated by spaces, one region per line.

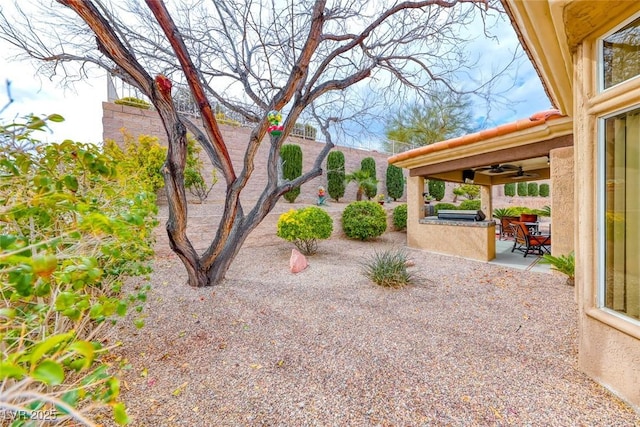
xmin=389 ymin=0 xmax=640 ymax=410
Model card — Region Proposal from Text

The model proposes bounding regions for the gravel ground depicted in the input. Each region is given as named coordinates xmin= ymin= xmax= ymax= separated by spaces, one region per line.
xmin=103 ymin=202 xmax=640 ymax=427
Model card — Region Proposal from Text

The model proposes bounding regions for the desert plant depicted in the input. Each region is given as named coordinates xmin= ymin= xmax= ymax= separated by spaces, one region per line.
xmin=327 ymin=151 xmax=346 ymax=202
xmin=277 ymin=206 xmax=333 ymax=255
xmin=345 ymin=169 xmax=378 ymax=201
xmin=540 ymin=252 xmax=575 ymax=285
xmin=459 ymin=199 xmax=481 ymax=210
xmin=428 ymin=179 xmax=445 ymax=201
xmin=342 ymin=201 xmax=387 ymax=240
xmin=393 ymin=204 xmax=408 ymax=230
xmin=360 ymin=157 xmax=378 ymax=199
xmin=493 ymin=207 xmax=517 ymax=219
xmin=386 ymin=164 xmax=404 ymax=201
xmin=433 ymin=202 xmax=457 ymax=214
xmin=361 ymin=248 xmax=413 ymax=288
xmin=114 ymin=96 xmax=151 ymax=109
xmin=527 ymin=182 xmax=539 ymax=196
xmin=539 ymin=183 xmax=550 ymax=197
xmin=504 ymin=182 xmax=516 ymax=197
xmin=453 ymin=183 xmax=479 ymax=200
xmin=517 ymin=181 xmax=528 ymax=197
xmin=280 ymin=144 xmax=303 ymax=202
xmin=105 ymin=132 xmax=167 ymax=192
xmin=537 ymin=205 xmax=551 ymax=217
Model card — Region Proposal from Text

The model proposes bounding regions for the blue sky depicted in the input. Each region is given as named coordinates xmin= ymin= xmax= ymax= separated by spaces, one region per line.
xmin=0 ymin=4 xmax=551 ymax=146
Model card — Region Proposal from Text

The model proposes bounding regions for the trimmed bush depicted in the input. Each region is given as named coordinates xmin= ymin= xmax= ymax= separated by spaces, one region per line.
xmin=360 ymin=157 xmax=377 ymax=199
xmin=459 ymin=199 xmax=481 ymax=210
xmin=527 ymin=182 xmax=539 ymax=197
xmin=327 ymin=151 xmax=346 ymax=201
xmin=114 ymin=96 xmax=151 ymax=109
xmin=517 ymin=181 xmax=528 ymax=197
xmin=362 ymin=248 xmax=413 ymax=288
xmin=277 ymin=206 xmax=333 ymax=255
xmin=386 ymin=164 xmax=404 ymax=201
xmin=539 ymin=183 xmax=550 ymax=197
xmin=280 ymin=144 xmax=303 ymax=202
xmin=504 ymin=183 xmax=516 ymax=197
xmin=428 ymin=179 xmax=445 ymax=201
xmin=434 ymin=202 xmax=457 ymax=214
xmin=342 ymin=201 xmax=387 ymax=240
xmin=393 ymin=204 xmax=408 ymax=230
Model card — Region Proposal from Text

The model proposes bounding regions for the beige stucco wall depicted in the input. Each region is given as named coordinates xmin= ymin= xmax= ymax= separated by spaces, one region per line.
xmin=102 ymin=102 xmax=399 ymax=204
xmin=572 ymin=14 xmax=640 ymax=411
xmin=550 ymin=146 xmax=574 ymax=257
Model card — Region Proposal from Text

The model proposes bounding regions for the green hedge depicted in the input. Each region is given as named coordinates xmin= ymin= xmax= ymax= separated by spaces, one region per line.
xmin=459 ymin=199 xmax=481 ymax=210
xmin=392 ymin=204 xmax=408 ymax=230
xmin=327 ymin=151 xmax=346 ymax=202
xmin=539 ymin=183 xmax=550 ymax=197
xmin=281 ymin=144 xmax=303 ymax=202
xmin=504 ymin=183 xmax=516 ymax=197
xmin=517 ymin=181 xmax=528 ymax=197
xmin=527 ymin=182 xmax=539 ymax=197
xmin=386 ymin=164 xmax=404 ymax=201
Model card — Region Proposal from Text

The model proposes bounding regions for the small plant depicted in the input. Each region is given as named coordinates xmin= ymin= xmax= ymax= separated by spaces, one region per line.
xmin=517 ymin=181 xmax=528 ymax=197
xmin=342 ymin=201 xmax=387 ymax=240
xmin=433 ymin=202 xmax=457 ymax=214
xmin=459 ymin=199 xmax=481 ymax=210
xmin=345 ymin=169 xmax=377 ymax=202
xmin=361 ymin=248 xmax=413 ymax=288
xmin=277 ymin=206 xmax=333 ymax=255
xmin=453 ymin=183 xmax=479 ymax=200
xmin=428 ymin=179 xmax=445 ymax=201
xmin=504 ymin=182 xmax=516 ymax=197
xmin=114 ymin=96 xmax=151 ymax=109
xmin=360 ymin=157 xmax=378 ymax=199
xmin=539 ymin=183 xmax=550 ymax=197
xmin=393 ymin=204 xmax=408 ymax=230
xmin=492 ymin=207 xmax=517 ymax=219
xmin=528 ymin=182 xmax=539 ymax=197
xmin=540 ymin=251 xmax=575 ymax=285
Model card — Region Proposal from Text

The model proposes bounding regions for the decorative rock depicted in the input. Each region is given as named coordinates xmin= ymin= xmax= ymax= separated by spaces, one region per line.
xmin=290 ymin=249 xmax=308 ymax=273
xmin=405 ymin=259 xmax=415 ymax=267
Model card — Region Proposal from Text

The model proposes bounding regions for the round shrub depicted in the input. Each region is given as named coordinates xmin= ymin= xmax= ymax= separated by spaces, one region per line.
xmin=342 ymin=201 xmax=387 ymax=240
xmin=277 ymin=206 xmax=333 ymax=255
xmin=459 ymin=199 xmax=481 ymax=210
xmin=428 ymin=179 xmax=445 ymax=201
xmin=434 ymin=202 xmax=457 ymax=214
xmin=393 ymin=203 xmax=408 ymax=230
xmin=539 ymin=183 xmax=550 ymax=197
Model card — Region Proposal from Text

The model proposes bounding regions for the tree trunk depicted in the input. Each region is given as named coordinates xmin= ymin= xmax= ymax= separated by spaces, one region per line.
xmin=356 ymin=187 xmax=363 ymax=201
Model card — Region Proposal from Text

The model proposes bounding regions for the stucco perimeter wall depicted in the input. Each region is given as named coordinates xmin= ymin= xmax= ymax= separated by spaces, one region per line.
xmin=102 ymin=102 xmax=399 ymax=204
xmin=550 ymin=146 xmax=574 ymax=257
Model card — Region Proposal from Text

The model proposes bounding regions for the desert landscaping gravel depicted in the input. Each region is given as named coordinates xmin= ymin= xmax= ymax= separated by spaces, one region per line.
xmin=104 ymin=202 xmax=640 ymax=426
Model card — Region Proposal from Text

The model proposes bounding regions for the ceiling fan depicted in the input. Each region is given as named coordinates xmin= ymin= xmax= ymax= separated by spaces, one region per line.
xmin=508 ymin=166 xmax=539 ymax=179
xmin=475 ymin=164 xmax=519 ymax=175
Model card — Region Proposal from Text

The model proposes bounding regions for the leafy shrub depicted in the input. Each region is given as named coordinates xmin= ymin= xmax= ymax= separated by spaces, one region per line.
xmin=453 ymin=184 xmax=479 ymax=200
xmin=184 ymin=136 xmax=217 ymax=202
xmin=215 ymin=111 xmax=241 ymax=127
xmin=342 ymin=201 xmax=387 ymax=240
xmin=386 ymin=164 xmax=404 ymax=201
xmin=493 ymin=207 xmax=517 ymax=219
xmin=537 ymin=205 xmax=551 ymax=217
xmin=360 ymin=157 xmax=377 ymax=199
xmin=517 ymin=181 xmax=528 ymax=197
xmin=539 ymin=183 xmax=550 ymax=197
xmin=527 ymin=182 xmax=539 ymax=196
xmin=504 ymin=183 xmax=516 ymax=197
xmin=0 ymin=119 xmax=157 ymax=424
xmin=459 ymin=199 xmax=481 ymax=210
xmin=327 ymin=151 xmax=346 ymax=202
xmin=280 ymin=144 xmax=303 ymax=202
xmin=540 ymin=252 xmax=575 ymax=285
xmin=361 ymin=248 xmax=413 ymax=288
xmin=105 ymin=132 xmax=167 ymax=192
xmin=434 ymin=202 xmax=457 ymax=214
xmin=114 ymin=96 xmax=151 ymax=109
xmin=393 ymin=204 xmax=408 ymax=230
xmin=277 ymin=206 xmax=333 ymax=255
xmin=428 ymin=179 xmax=445 ymax=201
xmin=345 ymin=169 xmax=377 ymax=201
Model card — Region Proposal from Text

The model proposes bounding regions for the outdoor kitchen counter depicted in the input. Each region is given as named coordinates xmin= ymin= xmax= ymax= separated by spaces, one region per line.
xmin=409 ymin=217 xmax=496 ymax=261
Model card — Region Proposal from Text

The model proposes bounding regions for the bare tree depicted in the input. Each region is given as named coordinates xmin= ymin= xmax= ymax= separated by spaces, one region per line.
xmin=0 ymin=0 xmax=510 ymax=287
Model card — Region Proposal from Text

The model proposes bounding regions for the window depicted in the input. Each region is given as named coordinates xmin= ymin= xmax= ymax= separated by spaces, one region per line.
xmin=602 ymin=16 xmax=640 ymax=90
xmin=603 ymin=108 xmax=640 ymax=320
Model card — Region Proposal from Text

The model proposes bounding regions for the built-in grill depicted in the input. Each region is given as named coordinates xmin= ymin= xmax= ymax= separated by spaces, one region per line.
xmin=436 ymin=209 xmax=486 ymax=221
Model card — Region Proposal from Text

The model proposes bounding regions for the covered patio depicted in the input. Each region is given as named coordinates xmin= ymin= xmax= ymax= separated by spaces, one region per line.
xmin=388 ymin=109 xmax=574 ymax=263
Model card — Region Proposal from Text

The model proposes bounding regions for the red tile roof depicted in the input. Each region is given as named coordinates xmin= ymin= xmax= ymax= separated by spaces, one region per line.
xmin=388 ymin=109 xmax=565 ymax=164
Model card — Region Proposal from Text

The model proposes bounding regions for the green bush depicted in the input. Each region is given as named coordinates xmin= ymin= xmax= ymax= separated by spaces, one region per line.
xmin=493 ymin=207 xmax=517 ymax=219
xmin=114 ymin=96 xmax=151 ymax=109
xmin=342 ymin=201 xmax=387 ymax=240
xmin=105 ymin=132 xmax=167 ymax=192
xmin=360 ymin=157 xmax=377 ymax=199
xmin=517 ymin=181 xmax=528 ymax=197
xmin=459 ymin=199 xmax=481 ymax=210
xmin=527 ymin=182 xmax=539 ymax=197
xmin=184 ymin=136 xmax=217 ymax=202
xmin=327 ymin=151 xmax=346 ymax=202
xmin=280 ymin=144 xmax=303 ymax=202
xmin=428 ymin=179 xmax=445 ymax=201
xmin=1 ymin=118 xmax=157 ymax=425
xmin=361 ymin=248 xmax=413 ymax=288
xmin=393 ymin=204 xmax=408 ymax=230
xmin=540 ymin=252 xmax=575 ymax=285
xmin=504 ymin=183 xmax=516 ymax=197
xmin=277 ymin=206 xmax=333 ymax=255
xmin=539 ymin=183 xmax=550 ymax=197
xmin=386 ymin=164 xmax=404 ymax=201
xmin=434 ymin=202 xmax=457 ymax=214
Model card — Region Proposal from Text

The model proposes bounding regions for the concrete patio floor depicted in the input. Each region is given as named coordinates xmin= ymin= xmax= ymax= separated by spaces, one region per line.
xmin=490 ymin=238 xmax=551 ymax=273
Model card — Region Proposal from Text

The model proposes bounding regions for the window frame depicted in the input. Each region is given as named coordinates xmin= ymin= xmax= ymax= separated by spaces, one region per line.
xmin=598 ymin=13 xmax=640 ymax=93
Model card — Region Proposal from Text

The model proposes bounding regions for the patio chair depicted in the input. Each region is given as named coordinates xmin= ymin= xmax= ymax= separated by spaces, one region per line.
xmin=509 ymin=221 xmax=551 ymax=257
